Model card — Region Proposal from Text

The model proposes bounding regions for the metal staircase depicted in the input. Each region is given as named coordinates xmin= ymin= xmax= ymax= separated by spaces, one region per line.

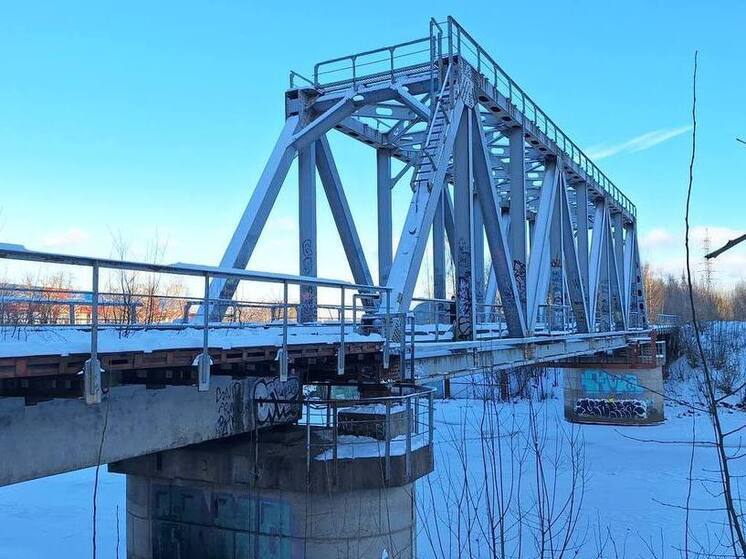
xmin=410 ymin=65 xmax=454 ymax=192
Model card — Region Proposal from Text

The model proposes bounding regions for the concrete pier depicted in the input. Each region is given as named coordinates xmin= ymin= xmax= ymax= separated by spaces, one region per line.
xmin=111 ymin=400 xmax=433 ymax=558
xmin=564 ymin=365 xmax=665 ymax=425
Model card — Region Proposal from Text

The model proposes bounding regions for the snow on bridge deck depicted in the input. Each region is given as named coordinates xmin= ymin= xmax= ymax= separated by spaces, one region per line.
xmin=0 ymin=323 xmax=382 ymax=359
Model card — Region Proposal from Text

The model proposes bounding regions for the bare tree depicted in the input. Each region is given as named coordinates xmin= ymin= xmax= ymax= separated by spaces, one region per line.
xmin=683 ymin=51 xmax=746 ymax=557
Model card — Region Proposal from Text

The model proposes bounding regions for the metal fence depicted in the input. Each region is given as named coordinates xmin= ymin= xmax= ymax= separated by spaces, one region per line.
xmin=280 ymin=384 xmax=434 ymax=485
xmin=0 ymin=244 xmax=397 ymax=404
xmin=295 ymin=16 xmax=636 ymax=220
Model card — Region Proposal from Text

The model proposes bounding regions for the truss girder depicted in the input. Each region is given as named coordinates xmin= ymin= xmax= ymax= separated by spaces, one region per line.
xmin=394 ymin=85 xmax=431 ymax=121
xmin=453 ymin=108 xmax=475 ymax=340
xmin=212 ymin=51 xmax=647 ymax=339
xmin=526 ymin=159 xmax=559 ymax=332
xmin=557 ymin=171 xmax=590 ymax=333
xmin=385 ymin=97 xmax=466 ymax=313
xmin=472 ymin=112 xmax=527 ymax=337
xmin=293 ymin=96 xmax=358 ymax=151
xmin=588 ymin=199 xmax=607 ymax=329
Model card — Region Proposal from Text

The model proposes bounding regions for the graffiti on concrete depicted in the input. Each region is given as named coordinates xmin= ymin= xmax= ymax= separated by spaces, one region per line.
xmin=152 ymin=484 xmax=294 ymax=558
xmin=581 ymin=369 xmax=643 ymax=396
xmin=214 ymin=377 xmax=301 ymax=436
xmin=575 ymin=398 xmax=648 ymax=419
xmin=215 ymin=381 xmax=245 ymax=437
xmin=253 ymin=376 xmax=302 ymax=426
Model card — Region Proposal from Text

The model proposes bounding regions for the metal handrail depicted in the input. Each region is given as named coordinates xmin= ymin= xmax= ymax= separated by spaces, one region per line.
xmin=0 ymin=244 xmax=394 ymax=403
xmin=297 ymin=17 xmax=636 ymax=220
xmin=286 ymin=384 xmax=435 ymax=484
xmin=444 ymin=16 xmax=636 ymax=219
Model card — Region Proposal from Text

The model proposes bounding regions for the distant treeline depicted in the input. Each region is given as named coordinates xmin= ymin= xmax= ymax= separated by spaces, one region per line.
xmin=644 ymin=265 xmax=746 ymax=322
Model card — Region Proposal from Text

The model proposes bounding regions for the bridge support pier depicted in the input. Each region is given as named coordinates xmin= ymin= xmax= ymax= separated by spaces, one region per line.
xmin=563 ymin=364 xmax=665 ymax=425
xmin=111 ymin=422 xmax=433 ymax=559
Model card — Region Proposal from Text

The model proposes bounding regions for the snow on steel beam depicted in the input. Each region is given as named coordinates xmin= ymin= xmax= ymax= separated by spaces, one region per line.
xmin=315 ymin=135 xmax=373 ymax=287
xmin=209 ymin=115 xmax=300 ymax=316
xmin=472 ymin=111 xmax=527 ymax=337
xmin=385 ymin=99 xmax=465 ymax=313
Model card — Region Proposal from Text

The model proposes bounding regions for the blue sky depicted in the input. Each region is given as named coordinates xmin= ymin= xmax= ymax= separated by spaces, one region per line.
xmin=1 ymin=1 xmax=745 ymax=289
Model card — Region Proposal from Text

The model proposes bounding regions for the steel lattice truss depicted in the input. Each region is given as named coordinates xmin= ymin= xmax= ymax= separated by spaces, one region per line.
xmin=208 ymin=17 xmax=648 ymax=340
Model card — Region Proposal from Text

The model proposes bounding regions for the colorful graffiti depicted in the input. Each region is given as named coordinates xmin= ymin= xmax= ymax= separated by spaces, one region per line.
xmin=214 ymin=377 xmax=301 ymax=437
xmin=581 ymin=369 xmax=643 ymax=395
xmin=215 ymin=382 xmax=245 ymax=437
xmin=152 ymin=484 xmax=294 ymax=559
xmin=253 ymin=376 xmax=302 ymax=426
xmin=575 ymin=398 xmax=648 ymax=419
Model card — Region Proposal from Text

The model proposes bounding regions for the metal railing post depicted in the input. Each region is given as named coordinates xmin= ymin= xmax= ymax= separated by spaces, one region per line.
xmin=305 ymin=401 xmax=312 ymax=485
xmin=408 ymin=315 xmax=415 ymax=382
xmin=337 ymin=286 xmax=345 ymax=376
xmin=278 ymin=281 xmax=289 ymax=382
xmin=332 ymin=400 xmax=338 ymax=484
xmin=383 ymin=290 xmax=390 ymax=370
xmin=414 ymin=394 xmax=420 ymax=434
xmin=428 ymin=391 xmax=434 ymax=446
xmin=84 ymin=262 xmax=103 ymax=404
xmin=405 ymin=395 xmax=412 ymax=480
xmin=389 ymin=48 xmax=395 ymax=83
xmin=197 ymin=274 xmax=211 ymax=391
xmin=384 ymin=400 xmax=391 ymax=482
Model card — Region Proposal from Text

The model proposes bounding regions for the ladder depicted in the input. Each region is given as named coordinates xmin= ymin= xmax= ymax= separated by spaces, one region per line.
xmin=410 ymin=64 xmax=455 ymax=192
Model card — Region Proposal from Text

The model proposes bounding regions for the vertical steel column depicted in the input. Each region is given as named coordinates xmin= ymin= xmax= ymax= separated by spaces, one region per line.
xmin=84 ymin=263 xmax=103 ymax=404
xmin=337 ymin=286 xmax=345 ymax=376
xmin=612 ymin=212 xmax=624 ymax=282
xmin=453 ymin=108 xmax=474 ymax=340
xmin=433 ymin=193 xmax=447 ymax=300
xmin=612 ymin=212 xmax=625 ymax=312
xmin=377 ymin=149 xmax=393 ymax=285
xmin=549 ymin=177 xmax=564 ymax=332
xmin=472 ymin=197 xmax=484 ymax=316
xmin=575 ymin=181 xmax=590 ymax=304
xmin=299 ymin=143 xmax=317 ymax=323
xmin=508 ymin=126 xmax=527 ymax=313
xmin=198 ymin=274 xmax=211 ymax=391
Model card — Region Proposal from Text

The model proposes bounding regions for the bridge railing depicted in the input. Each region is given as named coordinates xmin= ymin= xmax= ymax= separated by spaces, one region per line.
xmin=301 ymin=17 xmax=635 ymax=220
xmin=283 ymin=384 xmax=435 ymax=485
xmin=442 ymin=17 xmax=636 ymax=220
xmin=0 ymin=244 xmax=395 ymax=404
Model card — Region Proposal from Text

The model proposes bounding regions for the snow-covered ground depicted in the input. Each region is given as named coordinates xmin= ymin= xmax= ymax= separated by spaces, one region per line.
xmin=419 ymin=381 xmax=746 ymax=558
xmin=0 ymin=377 xmax=744 ymax=558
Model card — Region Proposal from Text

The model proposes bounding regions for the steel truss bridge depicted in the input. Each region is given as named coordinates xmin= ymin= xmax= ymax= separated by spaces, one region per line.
xmin=0 ymin=17 xmax=657 ymax=486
